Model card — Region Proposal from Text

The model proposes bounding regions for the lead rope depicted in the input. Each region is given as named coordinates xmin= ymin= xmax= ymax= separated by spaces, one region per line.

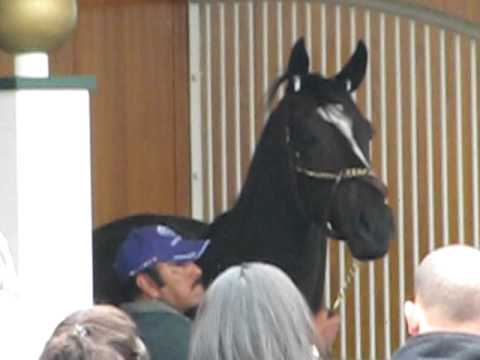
xmin=285 ymin=127 xmax=366 ymax=315
xmin=330 ymin=258 xmax=361 ymax=313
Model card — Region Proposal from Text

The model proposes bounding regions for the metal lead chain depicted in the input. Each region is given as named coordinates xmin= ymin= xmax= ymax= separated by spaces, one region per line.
xmin=331 ymin=259 xmax=360 ymax=312
xmin=296 ymin=166 xmax=371 ymax=180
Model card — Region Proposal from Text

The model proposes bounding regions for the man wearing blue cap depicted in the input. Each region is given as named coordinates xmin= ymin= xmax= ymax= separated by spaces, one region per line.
xmin=114 ymin=224 xmax=210 ymax=360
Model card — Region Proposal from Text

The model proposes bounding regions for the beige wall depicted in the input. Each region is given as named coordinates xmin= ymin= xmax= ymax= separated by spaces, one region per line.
xmin=0 ymin=0 xmax=191 ymax=227
xmin=408 ymin=0 xmax=480 ymax=23
xmin=189 ymin=1 xmax=480 ymax=358
xmin=0 ymin=0 xmax=475 ymax=228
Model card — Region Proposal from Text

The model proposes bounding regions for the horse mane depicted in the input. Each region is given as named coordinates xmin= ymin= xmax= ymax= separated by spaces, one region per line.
xmin=233 ymin=99 xmax=301 ymax=216
xmin=202 ymin=94 xmax=312 ymax=284
xmin=201 ymin=95 xmax=327 ymax=310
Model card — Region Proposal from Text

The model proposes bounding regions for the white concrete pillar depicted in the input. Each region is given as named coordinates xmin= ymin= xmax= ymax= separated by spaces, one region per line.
xmin=0 ymin=76 xmax=96 ymax=358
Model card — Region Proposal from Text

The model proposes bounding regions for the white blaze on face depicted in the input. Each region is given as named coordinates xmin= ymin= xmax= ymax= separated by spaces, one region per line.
xmin=293 ymin=75 xmax=302 ymax=92
xmin=317 ymin=104 xmax=370 ymax=168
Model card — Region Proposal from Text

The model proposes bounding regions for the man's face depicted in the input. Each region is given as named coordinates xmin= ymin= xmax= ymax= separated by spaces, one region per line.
xmin=154 ymin=261 xmax=204 ymax=312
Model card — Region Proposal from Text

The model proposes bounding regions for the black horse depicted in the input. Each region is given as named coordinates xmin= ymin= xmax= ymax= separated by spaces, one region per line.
xmin=93 ymin=38 xmax=394 ymax=313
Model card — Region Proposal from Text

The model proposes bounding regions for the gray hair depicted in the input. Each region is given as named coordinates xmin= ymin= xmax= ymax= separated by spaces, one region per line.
xmin=415 ymin=244 xmax=480 ymax=323
xmin=39 ymin=305 xmax=149 ymax=360
xmin=189 ymin=262 xmax=324 ymax=360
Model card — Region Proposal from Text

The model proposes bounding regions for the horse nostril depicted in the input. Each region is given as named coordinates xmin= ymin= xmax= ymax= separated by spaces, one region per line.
xmin=359 ymin=213 xmax=371 ymax=233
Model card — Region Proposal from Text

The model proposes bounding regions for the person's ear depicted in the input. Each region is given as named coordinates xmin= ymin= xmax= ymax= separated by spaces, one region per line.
xmin=404 ymin=300 xmax=421 ymax=336
xmin=136 ymin=273 xmax=161 ymax=299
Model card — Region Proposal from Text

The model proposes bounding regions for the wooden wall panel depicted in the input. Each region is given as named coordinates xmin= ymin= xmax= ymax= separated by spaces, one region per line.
xmin=49 ymin=0 xmax=190 ymax=226
xmin=408 ymin=0 xmax=480 ymax=23
xmin=191 ymin=1 xmax=479 ymax=359
xmin=0 ymin=53 xmax=13 ymax=76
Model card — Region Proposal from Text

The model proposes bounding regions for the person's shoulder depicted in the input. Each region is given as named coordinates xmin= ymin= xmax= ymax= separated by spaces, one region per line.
xmin=392 ymin=332 xmax=480 ymax=360
xmin=137 ymin=312 xmax=191 ymax=360
xmin=156 ymin=311 xmax=191 ymax=329
xmin=135 ymin=308 xmax=190 ymax=333
xmin=122 ymin=300 xmax=188 ymax=318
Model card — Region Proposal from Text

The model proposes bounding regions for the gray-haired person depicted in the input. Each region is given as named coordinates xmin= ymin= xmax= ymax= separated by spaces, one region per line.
xmin=189 ymin=262 xmax=330 ymax=360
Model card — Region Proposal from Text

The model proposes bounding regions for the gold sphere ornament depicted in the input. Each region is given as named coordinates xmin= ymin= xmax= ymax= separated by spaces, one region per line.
xmin=0 ymin=0 xmax=77 ymax=54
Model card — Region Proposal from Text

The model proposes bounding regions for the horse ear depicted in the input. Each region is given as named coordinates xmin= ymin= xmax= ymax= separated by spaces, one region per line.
xmin=334 ymin=40 xmax=367 ymax=93
xmin=286 ymin=37 xmax=310 ymax=76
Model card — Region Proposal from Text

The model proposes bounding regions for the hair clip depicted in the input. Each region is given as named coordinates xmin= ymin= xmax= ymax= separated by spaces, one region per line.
xmin=239 ymin=263 xmax=251 ymax=282
xmin=73 ymin=324 xmax=88 ymax=338
xmin=134 ymin=336 xmax=148 ymax=360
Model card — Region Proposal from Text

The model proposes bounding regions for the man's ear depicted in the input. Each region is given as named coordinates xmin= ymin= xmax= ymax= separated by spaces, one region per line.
xmin=136 ymin=273 xmax=160 ymax=299
xmin=404 ymin=300 xmax=421 ymax=336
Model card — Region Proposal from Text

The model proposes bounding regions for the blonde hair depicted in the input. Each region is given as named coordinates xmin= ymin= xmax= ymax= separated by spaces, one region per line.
xmin=39 ymin=305 xmax=149 ymax=360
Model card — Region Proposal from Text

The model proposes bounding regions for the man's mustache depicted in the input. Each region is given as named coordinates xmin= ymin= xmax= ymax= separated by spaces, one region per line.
xmin=192 ymin=276 xmax=203 ymax=289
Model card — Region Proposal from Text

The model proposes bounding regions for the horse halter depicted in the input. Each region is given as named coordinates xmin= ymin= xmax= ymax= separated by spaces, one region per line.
xmin=287 ymin=122 xmax=366 ymax=313
xmin=285 ymin=123 xmax=372 ymax=239
xmin=285 ymin=100 xmax=388 ymax=236
xmin=287 ymin=78 xmax=388 ymax=312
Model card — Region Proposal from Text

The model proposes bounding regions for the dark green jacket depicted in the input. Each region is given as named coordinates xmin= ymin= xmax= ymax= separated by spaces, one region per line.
xmin=122 ymin=300 xmax=191 ymax=360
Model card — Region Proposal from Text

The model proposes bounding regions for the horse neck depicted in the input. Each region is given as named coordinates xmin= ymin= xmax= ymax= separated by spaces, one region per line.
xmin=232 ymin=115 xmax=310 ymax=249
xmin=207 ymin=114 xmax=314 ymax=274
xmin=219 ymin=190 xmax=327 ymax=312
xmin=204 ymin=108 xmax=329 ymax=311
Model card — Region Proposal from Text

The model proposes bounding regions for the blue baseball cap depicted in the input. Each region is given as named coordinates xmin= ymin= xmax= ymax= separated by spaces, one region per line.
xmin=113 ymin=225 xmax=210 ymax=283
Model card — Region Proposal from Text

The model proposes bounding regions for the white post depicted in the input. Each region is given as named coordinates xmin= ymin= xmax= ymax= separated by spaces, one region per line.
xmin=0 ymin=77 xmax=95 ymax=358
xmin=14 ymin=52 xmax=49 ymax=78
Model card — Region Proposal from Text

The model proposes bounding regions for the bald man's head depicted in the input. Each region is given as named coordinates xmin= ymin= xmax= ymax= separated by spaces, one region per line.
xmin=415 ymin=245 xmax=480 ymax=325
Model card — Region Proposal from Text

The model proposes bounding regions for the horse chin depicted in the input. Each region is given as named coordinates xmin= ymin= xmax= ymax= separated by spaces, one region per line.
xmin=346 ymin=231 xmax=389 ymax=261
xmin=344 ymin=207 xmax=394 ymax=261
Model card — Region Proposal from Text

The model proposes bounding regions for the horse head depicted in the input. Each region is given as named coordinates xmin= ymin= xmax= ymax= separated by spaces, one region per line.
xmin=271 ymin=38 xmax=394 ymax=261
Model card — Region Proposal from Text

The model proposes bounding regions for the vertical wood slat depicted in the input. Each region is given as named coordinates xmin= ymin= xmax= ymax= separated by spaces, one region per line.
xmin=248 ymin=2 xmax=256 ymax=158
xmin=306 ymin=2 xmax=313 ymax=53
xmin=394 ymin=16 xmax=406 ymax=345
xmin=320 ymin=2 xmax=331 ymax=312
xmin=233 ymin=2 xmax=242 ymax=195
xmin=189 ymin=2 xmax=480 ymax=358
xmin=461 ymin=35 xmax=474 ymax=248
xmin=204 ymin=4 xmax=214 ymax=221
xmin=363 ymin=10 xmax=378 ymax=360
xmin=189 ymin=3 xmax=204 ymax=220
xmin=424 ymin=25 xmax=436 ymax=252
xmin=454 ymin=35 xmax=465 ymax=244
xmin=218 ymin=3 xmax=227 ymax=212
xmin=439 ymin=30 xmax=449 ymax=246
xmin=277 ymin=1 xmax=284 ymax=101
xmin=173 ymin=2 xmax=192 ymax=217
xmin=379 ymin=12 xmax=392 ymax=358
xmin=409 ymin=20 xmax=420 ymax=273
xmin=333 ymin=5 xmax=347 ymax=359
xmin=262 ymin=1 xmax=269 ymax=97
xmin=471 ymin=40 xmax=480 ymax=249
xmin=349 ymin=7 xmax=363 ymax=360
